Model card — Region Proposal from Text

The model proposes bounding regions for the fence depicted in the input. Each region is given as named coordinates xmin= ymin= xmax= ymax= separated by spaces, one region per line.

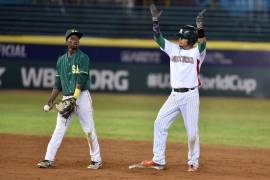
xmin=0 ymin=3 xmax=269 ymax=41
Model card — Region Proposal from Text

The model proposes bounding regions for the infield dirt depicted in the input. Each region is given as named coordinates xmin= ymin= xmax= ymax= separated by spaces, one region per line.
xmin=0 ymin=134 xmax=269 ymax=180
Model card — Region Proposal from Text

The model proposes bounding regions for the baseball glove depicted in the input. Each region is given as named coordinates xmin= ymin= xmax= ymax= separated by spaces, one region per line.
xmin=55 ymin=97 xmax=78 ymax=119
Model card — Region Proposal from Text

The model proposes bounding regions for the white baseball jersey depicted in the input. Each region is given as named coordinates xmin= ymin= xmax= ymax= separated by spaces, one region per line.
xmin=161 ymin=39 xmax=206 ymax=88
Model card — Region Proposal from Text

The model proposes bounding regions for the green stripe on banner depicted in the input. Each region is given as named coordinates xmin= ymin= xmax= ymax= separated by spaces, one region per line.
xmin=0 ymin=35 xmax=270 ymax=51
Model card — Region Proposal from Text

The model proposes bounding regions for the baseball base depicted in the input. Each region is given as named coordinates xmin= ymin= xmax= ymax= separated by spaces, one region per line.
xmin=129 ymin=163 xmax=164 ymax=170
xmin=128 ymin=163 xmax=145 ymax=169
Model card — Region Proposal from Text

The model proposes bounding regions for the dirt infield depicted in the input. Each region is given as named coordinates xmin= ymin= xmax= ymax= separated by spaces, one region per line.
xmin=0 ymin=134 xmax=269 ymax=180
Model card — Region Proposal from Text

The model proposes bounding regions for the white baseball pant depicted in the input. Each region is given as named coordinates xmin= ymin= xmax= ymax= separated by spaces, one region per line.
xmin=44 ymin=90 xmax=101 ymax=162
xmin=152 ymin=88 xmax=200 ymax=167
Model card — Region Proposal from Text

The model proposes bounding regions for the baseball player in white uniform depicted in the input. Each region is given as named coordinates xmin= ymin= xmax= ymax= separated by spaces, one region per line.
xmin=129 ymin=5 xmax=206 ymax=172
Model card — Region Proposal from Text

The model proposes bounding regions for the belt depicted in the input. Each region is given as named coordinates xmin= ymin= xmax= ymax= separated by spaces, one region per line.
xmin=173 ymin=88 xmax=195 ymax=92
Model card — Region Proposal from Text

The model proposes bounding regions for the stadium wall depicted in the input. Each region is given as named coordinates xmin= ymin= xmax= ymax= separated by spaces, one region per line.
xmin=0 ymin=35 xmax=270 ymax=97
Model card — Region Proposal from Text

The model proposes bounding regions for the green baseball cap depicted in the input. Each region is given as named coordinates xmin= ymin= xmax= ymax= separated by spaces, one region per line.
xmin=65 ymin=29 xmax=83 ymax=40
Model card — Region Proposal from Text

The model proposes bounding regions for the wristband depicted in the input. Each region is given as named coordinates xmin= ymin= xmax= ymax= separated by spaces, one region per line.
xmin=153 ymin=21 xmax=161 ymax=36
xmin=73 ymin=88 xmax=81 ymax=99
xmin=198 ymin=28 xmax=205 ymax=38
xmin=152 ymin=17 xmax=158 ymax=21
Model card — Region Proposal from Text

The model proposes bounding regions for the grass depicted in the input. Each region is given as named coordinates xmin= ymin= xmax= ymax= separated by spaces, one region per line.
xmin=0 ymin=90 xmax=270 ymax=148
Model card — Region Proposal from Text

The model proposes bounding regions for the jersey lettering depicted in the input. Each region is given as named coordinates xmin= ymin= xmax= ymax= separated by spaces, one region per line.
xmin=171 ymin=55 xmax=194 ymax=64
xmin=72 ymin=65 xmax=80 ymax=74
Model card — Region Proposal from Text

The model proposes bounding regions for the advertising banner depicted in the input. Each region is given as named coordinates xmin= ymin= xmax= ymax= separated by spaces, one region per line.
xmin=1 ymin=43 xmax=270 ymax=66
xmin=0 ymin=43 xmax=165 ymax=64
xmin=0 ymin=60 xmax=269 ymax=97
xmin=1 ymin=42 xmax=269 ymax=97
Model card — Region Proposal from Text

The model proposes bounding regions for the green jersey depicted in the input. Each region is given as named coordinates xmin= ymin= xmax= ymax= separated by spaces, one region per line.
xmin=54 ymin=49 xmax=90 ymax=95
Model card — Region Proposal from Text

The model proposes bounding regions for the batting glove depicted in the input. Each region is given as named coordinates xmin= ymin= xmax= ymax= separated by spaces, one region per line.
xmin=196 ymin=9 xmax=206 ymax=29
xmin=150 ymin=4 xmax=163 ymax=22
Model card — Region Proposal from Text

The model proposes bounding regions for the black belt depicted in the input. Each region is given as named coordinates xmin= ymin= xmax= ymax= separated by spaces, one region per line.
xmin=173 ymin=88 xmax=195 ymax=92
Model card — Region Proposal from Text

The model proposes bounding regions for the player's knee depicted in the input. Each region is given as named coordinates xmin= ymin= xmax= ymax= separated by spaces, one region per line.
xmin=83 ymin=127 xmax=93 ymax=134
xmin=188 ymin=135 xmax=196 ymax=144
xmin=86 ymin=129 xmax=97 ymax=138
xmin=154 ymin=119 xmax=168 ymax=132
xmin=188 ymin=131 xmax=198 ymax=144
xmin=54 ymin=126 xmax=67 ymax=135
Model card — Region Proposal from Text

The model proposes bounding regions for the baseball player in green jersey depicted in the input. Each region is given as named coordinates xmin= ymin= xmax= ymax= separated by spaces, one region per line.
xmin=37 ymin=29 xmax=102 ymax=169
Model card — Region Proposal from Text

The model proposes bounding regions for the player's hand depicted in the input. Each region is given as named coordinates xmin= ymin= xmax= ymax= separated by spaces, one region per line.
xmin=196 ymin=9 xmax=206 ymax=29
xmin=150 ymin=4 xmax=163 ymax=21
xmin=46 ymin=100 xmax=55 ymax=111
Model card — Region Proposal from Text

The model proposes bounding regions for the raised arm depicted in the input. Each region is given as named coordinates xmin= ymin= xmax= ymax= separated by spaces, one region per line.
xmin=150 ymin=4 xmax=165 ymax=49
xmin=196 ymin=9 xmax=207 ymax=53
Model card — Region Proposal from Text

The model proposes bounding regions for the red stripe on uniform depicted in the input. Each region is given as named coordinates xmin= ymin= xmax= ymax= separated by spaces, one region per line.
xmin=196 ymin=59 xmax=201 ymax=86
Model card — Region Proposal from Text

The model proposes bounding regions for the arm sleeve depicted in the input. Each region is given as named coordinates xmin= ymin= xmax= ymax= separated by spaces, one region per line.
xmin=196 ymin=42 xmax=207 ymax=63
xmin=198 ymin=41 xmax=206 ymax=54
xmin=77 ymin=55 xmax=89 ymax=86
xmin=152 ymin=21 xmax=165 ymax=49
xmin=152 ymin=21 xmax=178 ymax=58
xmin=159 ymin=39 xmax=179 ymax=58
xmin=54 ymin=59 xmax=62 ymax=91
xmin=154 ymin=33 xmax=165 ymax=49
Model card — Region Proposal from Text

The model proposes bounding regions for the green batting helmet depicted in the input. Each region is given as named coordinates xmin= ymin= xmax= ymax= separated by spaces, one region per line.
xmin=65 ymin=29 xmax=83 ymax=40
